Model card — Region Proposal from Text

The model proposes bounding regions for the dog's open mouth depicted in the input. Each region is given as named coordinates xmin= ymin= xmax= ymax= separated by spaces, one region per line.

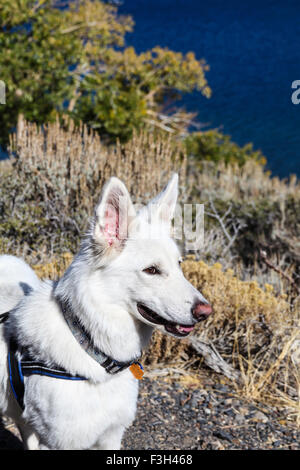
xmin=137 ymin=302 xmax=195 ymax=337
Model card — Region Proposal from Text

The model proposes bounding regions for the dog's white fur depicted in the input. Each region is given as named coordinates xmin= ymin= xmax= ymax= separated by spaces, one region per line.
xmin=0 ymin=175 xmax=209 ymax=449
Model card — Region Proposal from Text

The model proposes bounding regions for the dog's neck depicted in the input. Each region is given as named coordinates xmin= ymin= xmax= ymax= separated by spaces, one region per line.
xmin=54 ymin=254 xmax=153 ymax=364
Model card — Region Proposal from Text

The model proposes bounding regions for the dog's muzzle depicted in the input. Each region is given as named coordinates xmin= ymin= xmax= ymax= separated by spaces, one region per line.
xmin=137 ymin=301 xmax=212 ymax=338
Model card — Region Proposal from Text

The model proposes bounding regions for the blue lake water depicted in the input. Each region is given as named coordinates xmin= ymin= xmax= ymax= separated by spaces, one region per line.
xmin=119 ymin=0 xmax=300 ymax=178
xmin=1 ymin=0 xmax=299 ymax=178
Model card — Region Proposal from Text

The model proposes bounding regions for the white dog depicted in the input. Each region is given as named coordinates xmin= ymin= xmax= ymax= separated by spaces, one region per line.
xmin=0 ymin=174 xmax=212 ymax=450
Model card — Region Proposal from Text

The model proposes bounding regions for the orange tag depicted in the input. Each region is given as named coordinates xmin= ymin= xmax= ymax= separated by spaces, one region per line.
xmin=129 ymin=362 xmax=144 ymax=380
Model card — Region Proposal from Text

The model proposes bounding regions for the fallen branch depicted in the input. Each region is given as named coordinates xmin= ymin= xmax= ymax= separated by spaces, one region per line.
xmin=189 ymin=337 xmax=241 ymax=383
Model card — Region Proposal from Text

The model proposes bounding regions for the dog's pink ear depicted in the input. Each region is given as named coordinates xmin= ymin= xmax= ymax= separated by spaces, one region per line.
xmin=94 ymin=177 xmax=135 ymax=250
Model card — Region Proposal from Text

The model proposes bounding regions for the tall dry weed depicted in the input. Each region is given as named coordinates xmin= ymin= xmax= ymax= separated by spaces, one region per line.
xmin=2 ymin=116 xmax=186 ymax=262
xmin=10 ymin=115 xmax=187 ymax=208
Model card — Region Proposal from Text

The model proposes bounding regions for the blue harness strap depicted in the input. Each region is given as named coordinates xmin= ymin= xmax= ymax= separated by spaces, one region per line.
xmin=8 ymin=337 xmax=25 ymax=411
xmin=8 ymin=337 xmax=87 ymax=412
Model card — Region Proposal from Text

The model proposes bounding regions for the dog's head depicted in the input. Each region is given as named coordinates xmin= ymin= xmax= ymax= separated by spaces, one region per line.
xmin=88 ymin=175 xmax=212 ymax=338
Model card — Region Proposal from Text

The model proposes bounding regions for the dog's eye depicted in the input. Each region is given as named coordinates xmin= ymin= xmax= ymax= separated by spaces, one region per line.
xmin=143 ymin=266 xmax=160 ymax=275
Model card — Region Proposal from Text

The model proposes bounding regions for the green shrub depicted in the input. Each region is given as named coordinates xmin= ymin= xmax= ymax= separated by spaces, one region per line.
xmin=184 ymin=130 xmax=267 ymax=166
xmin=0 ymin=0 xmax=210 ymax=145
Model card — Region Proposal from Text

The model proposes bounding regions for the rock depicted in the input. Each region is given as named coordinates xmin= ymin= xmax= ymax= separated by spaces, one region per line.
xmin=214 ymin=384 xmax=229 ymax=393
xmin=213 ymin=429 xmax=233 ymax=442
xmin=239 ymin=406 xmax=251 ymax=415
xmin=251 ymin=411 xmax=269 ymax=423
xmin=224 ymin=408 xmax=235 ymax=417
xmin=223 ymin=398 xmax=233 ymax=405
xmin=197 ymin=418 xmax=207 ymax=425
xmin=235 ymin=413 xmax=246 ymax=425
xmin=210 ymin=439 xmax=225 ymax=450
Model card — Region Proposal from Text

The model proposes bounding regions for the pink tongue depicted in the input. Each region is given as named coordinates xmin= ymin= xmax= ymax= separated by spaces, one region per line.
xmin=178 ymin=325 xmax=194 ymax=333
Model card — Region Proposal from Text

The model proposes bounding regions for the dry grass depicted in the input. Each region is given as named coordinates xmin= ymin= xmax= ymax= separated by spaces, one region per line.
xmin=1 ymin=116 xmax=187 ymax=263
xmin=11 ymin=115 xmax=187 ymax=208
xmin=182 ymin=257 xmax=300 ymax=423
xmin=0 ymin=159 xmax=12 ymax=176
xmin=189 ymin=159 xmax=300 ymax=203
xmin=187 ymin=159 xmax=300 ymax=287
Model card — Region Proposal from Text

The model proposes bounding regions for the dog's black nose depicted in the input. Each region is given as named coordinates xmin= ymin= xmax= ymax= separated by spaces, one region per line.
xmin=191 ymin=301 xmax=212 ymax=321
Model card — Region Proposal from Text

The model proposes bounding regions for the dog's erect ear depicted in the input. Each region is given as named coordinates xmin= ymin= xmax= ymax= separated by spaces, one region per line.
xmin=152 ymin=173 xmax=178 ymax=224
xmin=93 ymin=177 xmax=136 ymax=250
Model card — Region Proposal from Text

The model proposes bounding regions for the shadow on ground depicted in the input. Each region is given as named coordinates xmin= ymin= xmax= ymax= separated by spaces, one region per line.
xmin=0 ymin=418 xmax=23 ymax=450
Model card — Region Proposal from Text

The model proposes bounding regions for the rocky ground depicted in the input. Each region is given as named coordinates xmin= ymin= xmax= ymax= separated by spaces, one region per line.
xmin=123 ymin=372 xmax=300 ymax=450
xmin=1 ymin=370 xmax=299 ymax=450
